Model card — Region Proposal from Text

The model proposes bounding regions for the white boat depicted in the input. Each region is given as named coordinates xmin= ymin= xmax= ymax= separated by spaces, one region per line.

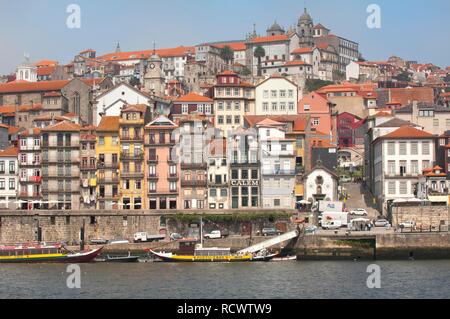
xmin=271 ymin=255 xmax=297 ymax=262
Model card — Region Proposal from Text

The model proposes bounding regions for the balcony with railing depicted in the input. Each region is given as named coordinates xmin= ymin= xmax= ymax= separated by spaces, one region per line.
xmin=97 ymin=176 xmax=120 ymax=184
xmin=81 ymin=164 xmax=97 ymax=170
xmin=167 ymin=172 xmax=179 ymax=180
xmin=148 ymin=188 xmax=179 ymax=195
xmin=180 ymin=161 xmax=207 ymax=170
xmin=121 ymin=170 xmax=144 ymax=178
xmin=97 ymin=162 xmax=119 ymax=169
xmin=20 ymin=145 xmax=41 ymax=151
xmin=180 ymin=179 xmax=207 ymax=187
xmin=121 ymin=151 xmax=144 ymax=160
xmin=147 ymin=155 xmax=159 ymax=164
xmin=147 ymin=173 xmax=159 ymax=180
xmin=120 ymin=134 xmax=143 ymax=142
xmin=384 ymin=169 xmax=420 ymax=179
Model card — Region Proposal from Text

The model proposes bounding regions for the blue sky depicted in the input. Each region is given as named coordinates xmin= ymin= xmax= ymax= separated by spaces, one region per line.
xmin=0 ymin=0 xmax=449 ymax=74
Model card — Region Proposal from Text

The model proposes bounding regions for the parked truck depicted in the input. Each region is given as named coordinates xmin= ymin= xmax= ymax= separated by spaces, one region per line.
xmin=133 ymin=232 xmax=166 ymax=243
xmin=312 ymin=201 xmax=344 ymax=213
xmin=319 ymin=211 xmax=349 ymax=228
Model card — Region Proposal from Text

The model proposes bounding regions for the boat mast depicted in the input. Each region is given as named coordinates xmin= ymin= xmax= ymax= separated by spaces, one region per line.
xmin=200 ymin=216 xmax=203 ymax=247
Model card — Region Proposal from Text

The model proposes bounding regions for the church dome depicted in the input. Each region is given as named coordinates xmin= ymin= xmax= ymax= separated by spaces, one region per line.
xmin=299 ymin=8 xmax=312 ymax=23
xmin=267 ymin=22 xmax=284 ymax=33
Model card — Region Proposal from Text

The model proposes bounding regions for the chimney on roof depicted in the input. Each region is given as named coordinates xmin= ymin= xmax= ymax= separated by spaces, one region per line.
xmin=412 ymin=100 xmax=418 ymax=122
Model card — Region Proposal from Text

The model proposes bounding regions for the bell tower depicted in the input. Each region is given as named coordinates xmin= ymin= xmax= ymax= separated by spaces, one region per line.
xmin=143 ymin=44 xmax=165 ymax=97
xmin=297 ymin=8 xmax=314 ymax=48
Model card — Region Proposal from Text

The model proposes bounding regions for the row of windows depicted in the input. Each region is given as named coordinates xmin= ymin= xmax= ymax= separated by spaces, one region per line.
xmin=262 ymin=102 xmax=295 ymax=112
xmin=217 ymin=115 xmax=241 ymax=125
xmin=0 ymin=178 xmax=16 ymax=190
xmin=182 ymin=104 xmax=212 ymax=115
xmin=0 ymin=161 xmax=16 ymax=173
xmin=262 ymin=90 xmax=295 ymax=99
xmin=387 ymin=141 xmax=430 ymax=156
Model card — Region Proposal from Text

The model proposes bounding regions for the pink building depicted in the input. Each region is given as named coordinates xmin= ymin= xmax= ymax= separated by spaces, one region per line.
xmin=144 ymin=115 xmax=180 ymax=210
xmin=298 ymin=92 xmax=334 ymax=136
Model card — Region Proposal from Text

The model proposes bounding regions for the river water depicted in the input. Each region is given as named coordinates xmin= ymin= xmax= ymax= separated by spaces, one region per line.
xmin=1 ymin=260 xmax=449 ymax=299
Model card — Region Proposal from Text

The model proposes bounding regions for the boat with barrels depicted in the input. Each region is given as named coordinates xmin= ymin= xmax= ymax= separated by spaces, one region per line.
xmin=0 ymin=242 xmax=103 ymax=263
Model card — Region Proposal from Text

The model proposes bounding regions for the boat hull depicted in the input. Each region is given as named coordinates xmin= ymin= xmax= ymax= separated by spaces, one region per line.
xmin=149 ymin=250 xmax=253 ymax=263
xmin=0 ymin=247 xmax=103 ymax=264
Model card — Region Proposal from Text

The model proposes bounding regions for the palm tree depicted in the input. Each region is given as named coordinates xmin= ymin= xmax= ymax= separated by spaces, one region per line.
xmin=254 ymin=46 xmax=266 ymax=77
xmin=220 ymin=46 xmax=234 ymax=70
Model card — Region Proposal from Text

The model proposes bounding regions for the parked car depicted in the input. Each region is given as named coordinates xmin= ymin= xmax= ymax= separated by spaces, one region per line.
xmin=261 ymin=228 xmax=282 ymax=236
xmin=203 ymin=230 xmax=222 ymax=239
xmin=305 ymin=225 xmax=318 ymax=234
xmin=374 ymin=219 xmax=389 ymax=227
xmin=170 ymin=233 xmax=183 ymax=241
xmin=89 ymin=238 xmax=108 ymax=245
xmin=107 ymin=239 xmax=130 ymax=245
xmin=399 ymin=221 xmax=416 ymax=229
xmin=340 ymin=176 xmax=352 ymax=183
xmin=350 ymin=208 xmax=368 ymax=216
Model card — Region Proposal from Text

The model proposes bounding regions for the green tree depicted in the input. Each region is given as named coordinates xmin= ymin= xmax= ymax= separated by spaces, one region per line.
xmin=395 ymin=71 xmax=411 ymax=82
xmin=129 ymin=76 xmax=140 ymax=87
xmin=220 ymin=46 xmax=234 ymax=69
xmin=240 ymin=66 xmax=252 ymax=77
xmin=305 ymin=79 xmax=334 ymax=93
xmin=254 ymin=46 xmax=266 ymax=77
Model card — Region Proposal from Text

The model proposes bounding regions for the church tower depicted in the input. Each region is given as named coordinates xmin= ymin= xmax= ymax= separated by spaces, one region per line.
xmin=143 ymin=50 xmax=165 ymax=97
xmin=297 ymin=8 xmax=314 ymax=48
xmin=16 ymin=53 xmax=37 ymax=82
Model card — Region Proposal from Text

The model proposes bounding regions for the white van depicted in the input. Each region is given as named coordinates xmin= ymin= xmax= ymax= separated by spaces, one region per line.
xmin=321 ymin=220 xmax=342 ymax=230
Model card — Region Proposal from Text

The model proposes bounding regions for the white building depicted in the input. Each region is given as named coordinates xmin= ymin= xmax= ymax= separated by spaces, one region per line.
xmin=255 ymin=75 xmax=298 ymax=115
xmin=372 ymin=125 xmax=435 ymax=213
xmin=256 ymin=118 xmax=296 ymax=209
xmin=0 ymin=147 xmax=19 ymax=209
xmin=207 ymin=138 xmax=229 ymax=210
xmin=94 ymin=82 xmax=151 ymax=125
xmin=290 ymin=47 xmax=321 ymax=77
xmin=304 ymin=162 xmax=338 ymax=203
xmin=16 ymin=54 xmax=37 ymax=82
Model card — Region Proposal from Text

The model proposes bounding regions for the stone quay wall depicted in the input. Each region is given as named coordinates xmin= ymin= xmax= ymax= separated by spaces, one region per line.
xmin=391 ymin=206 xmax=449 ymax=230
xmin=0 ymin=209 xmax=296 ymax=244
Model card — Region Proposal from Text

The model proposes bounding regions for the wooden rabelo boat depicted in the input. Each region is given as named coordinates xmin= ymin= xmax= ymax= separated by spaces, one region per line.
xmin=0 ymin=242 xmax=103 ymax=263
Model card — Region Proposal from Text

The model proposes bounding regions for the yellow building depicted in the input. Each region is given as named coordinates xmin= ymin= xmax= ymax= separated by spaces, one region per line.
xmin=119 ymin=105 xmax=147 ymax=209
xmin=96 ymin=116 xmax=120 ymax=209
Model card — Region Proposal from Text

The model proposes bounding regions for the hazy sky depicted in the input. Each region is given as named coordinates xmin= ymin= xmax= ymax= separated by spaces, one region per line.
xmin=0 ymin=0 xmax=449 ymax=74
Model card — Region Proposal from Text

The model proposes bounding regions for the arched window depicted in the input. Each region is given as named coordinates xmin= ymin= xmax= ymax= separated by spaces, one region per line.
xmin=25 ymin=70 xmax=29 ymax=80
xmin=20 ymin=70 xmax=24 ymax=80
xmin=73 ymin=92 xmax=80 ymax=115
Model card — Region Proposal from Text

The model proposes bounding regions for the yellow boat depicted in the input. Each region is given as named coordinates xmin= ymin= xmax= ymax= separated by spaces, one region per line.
xmin=149 ymin=246 xmax=253 ymax=262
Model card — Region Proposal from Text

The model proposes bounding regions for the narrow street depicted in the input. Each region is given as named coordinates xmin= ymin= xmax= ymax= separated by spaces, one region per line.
xmin=342 ymin=182 xmax=381 ymax=220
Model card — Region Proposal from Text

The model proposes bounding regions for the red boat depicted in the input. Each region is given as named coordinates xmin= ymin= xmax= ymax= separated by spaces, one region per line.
xmin=0 ymin=242 xmax=104 ymax=263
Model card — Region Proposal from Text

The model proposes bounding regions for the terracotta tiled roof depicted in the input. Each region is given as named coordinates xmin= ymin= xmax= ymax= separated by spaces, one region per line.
xmin=19 ymin=128 xmax=41 ymax=137
xmin=0 ymin=105 xmax=16 ymax=114
xmin=63 ymin=112 xmax=78 ymax=117
xmin=7 ymin=126 xmax=21 ymax=135
xmin=313 ymin=23 xmax=329 ymax=30
xmin=42 ymin=121 xmax=81 ymax=132
xmin=37 ymin=66 xmax=56 ymax=76
xmin=291 ymin=47 xmax=315 ymax=55
xmin=43 ymin=91 xmax=62 ymax=97
xmin=382 ymin=125 xmax=433 ymax=139
xmin=18 ymin=104 xmax=43 ymax=112
xmin=121 ymin=104 xmax=147 ymax=113
xmin=251 ymin=35 xmax=289 ymax=44
xmin=175 ymin=93 xmax=213 ymax=103
xmin=284 ymin=60 xmax=308 ymax=66
xmin=0 ymin=146 xmax=19 ymax=157
xmin=34 ymin=60 xmax=58 ymax=67
xmin=0 ymin=80 xmax=69 ymax=93
xmin=218 ymin=70 xmax=238 ymax=76
xmin=255 ymin=118 xmax=285 ymax=127
xmin=98 ymin=46 xmax=195 ymax=62
xmin=211 ymin=42 xmax=246 ymax=51
xmin=244 ymin=115 xmax=308 ymax=132
xmin=97 ymin=116 xmax=120 ymax=132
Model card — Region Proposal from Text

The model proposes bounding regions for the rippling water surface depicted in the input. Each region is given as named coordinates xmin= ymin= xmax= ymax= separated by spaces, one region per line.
xmin=1 ymin=260 xmax=449 ymax=298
